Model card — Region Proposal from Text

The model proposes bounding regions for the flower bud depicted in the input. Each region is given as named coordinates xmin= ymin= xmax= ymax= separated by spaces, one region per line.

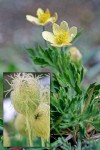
xmin=69 ymin=47 xmax=82 ymax=62
xmin=10 ymin=73 xmax=41 ymax=115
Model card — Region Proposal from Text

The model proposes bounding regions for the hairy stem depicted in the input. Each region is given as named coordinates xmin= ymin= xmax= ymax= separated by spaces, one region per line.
xmin=41 ymin=138 xmax=45 ymax=147
xmin=46 ymin=138 xmax=50 ymax=148
xmin=26 ymin=112 xmax=33 ymax=146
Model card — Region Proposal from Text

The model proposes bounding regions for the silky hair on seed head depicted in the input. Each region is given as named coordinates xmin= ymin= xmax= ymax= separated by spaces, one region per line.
xmin=32 ymin=102 xmax=50 ymax=140
xmin=6 ymin=73 xmax=41 ymax=115
xmin=41 ymin=86 xmax=50 ymax=105
xmin=15 ymin=113 xmax=37 ymax=139
xmin=14 ymin=114 xmax=27 ymax=136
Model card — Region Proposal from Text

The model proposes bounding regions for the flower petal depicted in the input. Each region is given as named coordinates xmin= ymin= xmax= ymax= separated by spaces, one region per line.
xmin=63 ymin=42 xmax=72 ymax=46
xmin=42 ymin=31 xmax=56 ymax=43
xmin=65 ymin=35 xmax=72 ymax=43
xmin=60 ymin=21 xmax=69 ymax=31
xmin=69 ymin=26 xmax=77 ymax=38
xmin=37 ymin=8 xmax=44 ymax=17
xmin=26 ymin=15 xmax=40 ymax=24
xmin=45 ymin=9 xmax=50 ymax=14
xmin=53 ymin=23 xmax=60 ymax=35
xmin=48 ymin=13 xmax=58 ymax=23
xmin=51 ymin=42 xmax=71 ymax=47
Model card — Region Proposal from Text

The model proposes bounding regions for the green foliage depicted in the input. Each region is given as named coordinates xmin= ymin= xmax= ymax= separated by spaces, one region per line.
xmin=27 ymin=42 xmax=100 ymax=149
xmin=50 ymin=137 xmax=100 ymax=150
xmin=0 ymin=141 xmax=6 ymax=150
xmin=51 ymin=137 xmax=73 ymax=150
xmin=0 ymin=119 xmax=3 ymax=150
xmin=28 ymin=46 xmax=83 ymax=93
xmin=0 ymin=119 xmax=3 ymax=141
xmin=77 ymin=139 xmax=100 ymax=150
xmin=0 ymin=119 xmax=3 ymax=127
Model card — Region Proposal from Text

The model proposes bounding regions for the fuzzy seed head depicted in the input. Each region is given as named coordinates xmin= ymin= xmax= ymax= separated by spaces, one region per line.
xmin=32 ymin=103 xmax=50 ymax=140
xmin=41 ymin=86 xmax=50 ymax=105
xmin=14 ymin=114 xmax=27 ymax=136
xmin=9 ymin=73 xmax=41 ymax=115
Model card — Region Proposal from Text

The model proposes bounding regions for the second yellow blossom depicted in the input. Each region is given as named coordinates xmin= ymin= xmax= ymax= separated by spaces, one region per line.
xmin=42 ymin=21 xmax=77 ymax=47
xmin=26 ymin=8 xmax=57 ymax=26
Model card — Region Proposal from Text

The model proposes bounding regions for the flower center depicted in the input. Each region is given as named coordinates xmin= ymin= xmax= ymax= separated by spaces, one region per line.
xmin=55 ymin=30 xmax=69 ymax=44
xmin=38 ymin=10 xmax=50 ymax=23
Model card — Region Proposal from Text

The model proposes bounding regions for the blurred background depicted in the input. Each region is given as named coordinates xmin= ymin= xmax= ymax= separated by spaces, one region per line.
xmin=0 ymin=0 xmax=100 ymax=118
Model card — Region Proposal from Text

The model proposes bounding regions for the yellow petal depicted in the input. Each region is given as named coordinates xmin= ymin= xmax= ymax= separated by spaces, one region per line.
xmin=63 ymin=41 xmax=72 ymax=46
xmin=48 ymin=13 xmax=58 ymax=23
xmin=60 ymin=21 xmax=69 ymax=31
xmin=53 ymin=23 xmax=60 ymax=35
xmin=69 ymin=26 xmax=77 ymax=38
xmin=65 ymin=35 xmax=72 ymax=43
xmin=42 ymin=31 xmax=56 ymax=43
xmin=45 ymin=9 xmax=50 ymax=15
xmin=26 ymin=15 xmax=39 ymax=24
xmin=51 ymin=42 xmax=71 ymax=47
xmin=37 ymin=8 xmax=44 ymax=17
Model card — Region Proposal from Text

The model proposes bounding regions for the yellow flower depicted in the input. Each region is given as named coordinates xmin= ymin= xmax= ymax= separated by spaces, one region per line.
xmin=42 ymin=21 xmax=77 ymax=47
xmin=26 ymin=8 xmax=57 ymax=26
xmin=69 ymin=47 xmax=82 ymax=61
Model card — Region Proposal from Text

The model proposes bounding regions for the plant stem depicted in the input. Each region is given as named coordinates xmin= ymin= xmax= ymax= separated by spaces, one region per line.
xmin=61 ymin=47 xmax=64 ymax=51
xmin=43 ymin=26 xmax=45 ymax=32
xmin=51 ymin=116 xmax=63 ymax=131
xmin=41 ymin=138 xmax=45 ymax=147
xmin=43 ymin=26 xmax=47 ymax=48
xmin=26 ymin=113 xmax=33 ymax=146
xmin=46 ymin=138 xmax=50 ymax=148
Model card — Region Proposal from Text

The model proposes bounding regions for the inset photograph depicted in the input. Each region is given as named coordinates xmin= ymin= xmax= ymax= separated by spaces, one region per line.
xmin=3 ymin=72 xmax=50 ymax=148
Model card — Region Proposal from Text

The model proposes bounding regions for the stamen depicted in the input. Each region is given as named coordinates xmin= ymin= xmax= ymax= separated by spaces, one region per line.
xmin=55 ymin=30 xmax=69 ymax=44
xmin=38 ymin=11 xmax=50 ymax=23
